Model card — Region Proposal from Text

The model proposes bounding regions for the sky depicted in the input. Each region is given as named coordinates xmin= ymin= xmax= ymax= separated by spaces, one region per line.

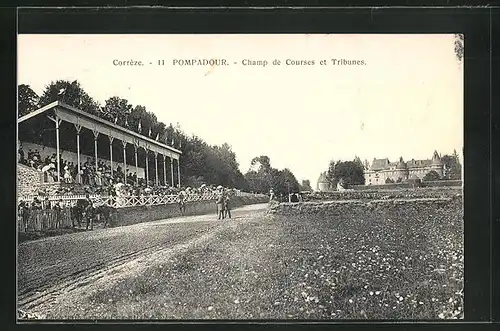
xmin=18 ymin=34 xmax=463 ymax=186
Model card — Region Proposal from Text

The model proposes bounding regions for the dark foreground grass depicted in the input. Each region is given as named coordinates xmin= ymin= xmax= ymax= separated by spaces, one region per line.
xmin=45 ymin=198 xmax=463 ymax=320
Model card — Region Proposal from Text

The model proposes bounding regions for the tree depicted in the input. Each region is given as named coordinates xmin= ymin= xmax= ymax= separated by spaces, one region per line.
xmin=250 ymin=156 xmax=271 ymax=172
xmin=18 ymin=84 xmax=39 ymax=117
xmin=300 ymin=179 xmax=312 ymax=191
xmin=441 ymin=150 xmax=462 ymax=180
xmin=38 ymin=80 xmax=100 ymax=115
xmin=422 ymin=170 xmax=441 ymax=181
xmin=100 ymin=97 xmax=134 ymax=125
xmin=353 ymin=155 xmax=364 ymax=170
xmin=277 ymin=168 xmax=300 ymax=194
xmin=326 ymin=159 xmax=365 ymax=188
xmin=245 ymin=156 xmax=300 ymax=195
xmin=326 ymin=160 xmax=339 ymax=188
xmin=245 ymin=169 xmax=272 ymax=194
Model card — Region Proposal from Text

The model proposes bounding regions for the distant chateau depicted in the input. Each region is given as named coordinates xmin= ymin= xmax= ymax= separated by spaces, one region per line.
xmin=364 ymin=151 xmax=444 ymax=185
xmin=316 ymin=151 xmax=445 ymax=191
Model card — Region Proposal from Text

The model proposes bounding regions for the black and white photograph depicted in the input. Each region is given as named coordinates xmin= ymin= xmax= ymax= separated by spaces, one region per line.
xmin=17 ymin=33 xmax=464 ymax=320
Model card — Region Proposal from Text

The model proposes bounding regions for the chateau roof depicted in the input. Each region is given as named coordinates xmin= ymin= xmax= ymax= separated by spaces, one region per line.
xmin=370 ymin=158 xmax=390 ymax=171
xmin=406 ymin=159 xmax=432 ymax=168
xmin=369 ymin=152 xmax=443 ymax=171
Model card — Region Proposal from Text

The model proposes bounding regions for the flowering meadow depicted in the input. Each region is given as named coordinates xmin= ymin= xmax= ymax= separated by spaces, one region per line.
xmin=270 ymin=196 xmax=463 ymax=319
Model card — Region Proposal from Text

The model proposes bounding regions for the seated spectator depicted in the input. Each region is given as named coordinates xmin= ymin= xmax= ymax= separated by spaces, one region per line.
xmin=53 ymin=199 xmax=63 ymax=211
xmin=18 ymin=146 xmax=24 ymax=163
xmin=32 ymin=197 xmax=42 ymax=210
xmin=96 ymin=168 xmax=103 ymax=186
xmin=43 ymin=197 xmax=51 ymax=210
xmin=63 ymin=165 xmax=72 ymax=183
xmin=41 ymin=163 xmax=56 ymax=182
xmin=33 ymin=150 xmax=40 ymax=163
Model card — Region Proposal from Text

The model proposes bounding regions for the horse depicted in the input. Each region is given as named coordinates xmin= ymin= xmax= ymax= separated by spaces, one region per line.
xmin=82 ymin=204 xmax=95 ymax=230
xmin=71 ymin=199 xmax=113 ymax=230
xmin=71 ymin=199 xmax=87 ymax=228
xmin=94 ymin=205 xmax=116 ymax=228
xmin=80 ymin=203 xmax=117 ymax=230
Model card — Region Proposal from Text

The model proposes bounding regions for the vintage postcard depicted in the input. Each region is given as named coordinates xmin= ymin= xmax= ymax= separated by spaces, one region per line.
xmin=17 ymin=34 xmax=463 ymax=320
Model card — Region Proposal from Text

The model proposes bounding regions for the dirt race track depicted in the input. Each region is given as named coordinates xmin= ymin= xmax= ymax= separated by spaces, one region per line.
xmin=18 ymin=204 xmax=268 ymax=318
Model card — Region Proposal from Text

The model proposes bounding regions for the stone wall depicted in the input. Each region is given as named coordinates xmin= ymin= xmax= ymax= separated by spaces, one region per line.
xmin=351 ymin=180 xmax=462 ymax=191
xmin=112 ymin=195 xmax=268 ymax=227
xmin=18 ymin=163 xmax=87 ymax=198
xmin=17 ymin=164 xmax=43 ymax=196
xmin=270 ymin=195 xmax=463 ymax=217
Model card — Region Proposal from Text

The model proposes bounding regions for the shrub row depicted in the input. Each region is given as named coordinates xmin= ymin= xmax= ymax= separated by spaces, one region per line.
xmin=303 ymin=187 xmax=462 ymax=202
xmin=350 ymin=180 xmax=462 ymax=191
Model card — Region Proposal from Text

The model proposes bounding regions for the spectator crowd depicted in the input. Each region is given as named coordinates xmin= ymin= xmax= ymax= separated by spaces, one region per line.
xmin=18 ymin=146 xmax=140 ymax=185
xmin=18 ymin=145 xmax=243 ymax=202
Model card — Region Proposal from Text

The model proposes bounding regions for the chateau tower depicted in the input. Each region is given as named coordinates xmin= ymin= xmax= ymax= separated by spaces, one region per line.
xmin=317 ymin=171 xmax=330 ymax=192
xmin=395 ymin=156 xmax=409 ymax=181
xmin=430 ymin=150 xmax=444 ymax=178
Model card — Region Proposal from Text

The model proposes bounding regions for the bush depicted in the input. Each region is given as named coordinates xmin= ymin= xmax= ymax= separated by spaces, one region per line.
xmin=423 ymin=171 xmax=441 ymax=182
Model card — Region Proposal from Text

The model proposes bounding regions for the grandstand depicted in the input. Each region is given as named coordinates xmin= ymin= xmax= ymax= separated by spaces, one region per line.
xmin=18 ymin=101 xmax=182 ymax=197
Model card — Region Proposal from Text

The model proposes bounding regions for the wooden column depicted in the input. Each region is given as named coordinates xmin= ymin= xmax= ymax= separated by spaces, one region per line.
xmin=145 ymin=148 xmax=149 ymax=186
xmin=74 ymin=124 xmax=82 ymax=183
xmin=163 ymin=154 xmax=167 ymax=186
xmin=134 ymin=144 xmax=139 ymax=185
xmin=122 ymin=141 xmax=127 ymax=183
xmin=48 ymin=115 xmax=62 ymax=182
xmin=109 ymin=136 xmax=114 ymax=177
xmin=154 ymin=152 xmax=159 ymax=186
xmin=177 ymin=158 xmax=181 ymax=188
xmin=170 ymin=156 xmax=174 ymax=187
xmin=92 ymin=130 xmax=99 ymax=170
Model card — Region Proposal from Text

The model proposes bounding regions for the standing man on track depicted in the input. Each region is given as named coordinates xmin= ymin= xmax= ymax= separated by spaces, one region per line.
xmin=84 ymin=194 xmax=94 ymax=230
xmin=224 ymin=190 xmax=232 ymax=219
xmin=216 ymin=188 xmax=225 ymax=220
xmin=177 ymin=190 xmax=186 ymax=215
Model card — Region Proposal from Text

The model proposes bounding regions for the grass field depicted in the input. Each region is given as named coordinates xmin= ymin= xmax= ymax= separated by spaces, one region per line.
xmin=40 ymin=197 xmax=463 ymax=320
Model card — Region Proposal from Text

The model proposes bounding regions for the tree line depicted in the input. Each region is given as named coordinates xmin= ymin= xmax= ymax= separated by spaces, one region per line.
xmin=18 ymin=80 xmax=304 ymax=194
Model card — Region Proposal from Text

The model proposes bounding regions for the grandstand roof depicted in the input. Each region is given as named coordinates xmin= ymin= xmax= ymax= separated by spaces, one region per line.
xmin=18 ymin=101 xmax=181 ymax=158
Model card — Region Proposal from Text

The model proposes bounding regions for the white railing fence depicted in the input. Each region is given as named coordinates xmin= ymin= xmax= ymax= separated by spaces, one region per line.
xmin=18 ymin=191 xmax=267 ymax=209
